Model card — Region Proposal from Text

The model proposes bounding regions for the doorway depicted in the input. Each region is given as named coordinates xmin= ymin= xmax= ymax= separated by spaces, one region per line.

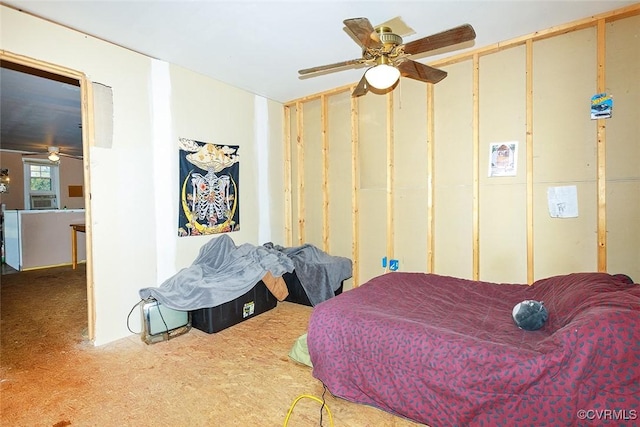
xmin=0 ymin=52 xmax=95 ymax=341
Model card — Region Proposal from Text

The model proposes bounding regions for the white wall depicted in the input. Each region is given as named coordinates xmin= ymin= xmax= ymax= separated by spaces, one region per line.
xmin=0 ymin=5 xmax=285 ymax=345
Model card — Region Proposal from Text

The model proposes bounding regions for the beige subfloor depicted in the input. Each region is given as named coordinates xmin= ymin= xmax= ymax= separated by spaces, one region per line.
xmin=1 ymin=265 xmax=422 ymax=427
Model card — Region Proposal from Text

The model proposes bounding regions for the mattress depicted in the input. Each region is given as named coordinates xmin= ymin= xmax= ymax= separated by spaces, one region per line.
xmin=307 ymin=272 xmax=640 ymax=426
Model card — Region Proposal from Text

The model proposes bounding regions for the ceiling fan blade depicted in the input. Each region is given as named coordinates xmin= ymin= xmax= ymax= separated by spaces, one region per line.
xmin=299 ymin=58 xmax=364 ymax=75
xmin=21 ymin=149 xmax=82 ymax=159
xmin=60 ymin=153 xmax=83 ymax=159
xmin=377 ymin=16 xmax=415 ymax=38
xmin=343 ymin=17 xmax=380 ymax=49
xmin=397 ymin=60 xmax=448 ymax=84
xmin=352 ymin=74 xmax=369 ymax=97
xmin=403 ymin=24 xmax=476 ymax=56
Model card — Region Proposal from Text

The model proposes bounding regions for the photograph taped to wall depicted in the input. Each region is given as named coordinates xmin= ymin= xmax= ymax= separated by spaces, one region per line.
xmin=177 ymin=137 xmax=240 ymax=236
xmin=489 ymin=142 xmax=518 ymax=177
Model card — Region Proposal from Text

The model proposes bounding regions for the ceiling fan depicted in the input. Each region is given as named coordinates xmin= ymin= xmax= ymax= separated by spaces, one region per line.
xmin=298 ymin=17 xmax=476 ymax=97
xmin=23 ymin=146 xmax=82 ymax=163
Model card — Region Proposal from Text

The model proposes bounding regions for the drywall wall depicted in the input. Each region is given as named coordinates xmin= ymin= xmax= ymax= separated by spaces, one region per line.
xmin=433 ymin=61 xmax=475 ymax=279
xmin=1 ymin=5 xmax=285 ymax=345
xmin=357 ymin=91 xmax=388 ymax=284
xmin=532 ymin=27 xmax=599 ymax=279
xmin=394 ymin=78 xmax=429 ymax=274
xmin=284 ymin=7 xmax=640 ymax=284
xmin=327 ymin=92 xmax=355 ymax=290
xmin=302 ymin=99 xmax=324 ymax=247
xmin=478 ymin=46 xmax=528 ymax=284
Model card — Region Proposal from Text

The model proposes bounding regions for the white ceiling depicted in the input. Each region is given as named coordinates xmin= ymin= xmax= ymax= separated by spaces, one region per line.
xmin=1 ymin=1 xmax=636 ymax=158
xmin=4 ymin=0 xmax=636 ymax=103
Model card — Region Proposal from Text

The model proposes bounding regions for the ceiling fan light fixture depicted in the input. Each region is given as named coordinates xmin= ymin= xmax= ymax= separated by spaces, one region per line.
xmin=365 ymin=64 xmax=400 ymax=90
xmin=48 ymin=146 xmax=60 ymax=162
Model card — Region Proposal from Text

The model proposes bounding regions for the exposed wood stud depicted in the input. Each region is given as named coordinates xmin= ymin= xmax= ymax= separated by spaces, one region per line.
xmin=296 ymin=101 xmax=305 ymax=244
xmin=321 ymin=95 xmax=330 ymax=252
xmin=426 ymin=84 xmax=435 ymax=272
xmin=472 ymin=54 xmax=480 ymax=280
xmin=351 ymin=90 xmax=361 ymax=286
xmin=81 ymin=76 xmax=95 ymax=341
xmin=596 ymin=19 xmax=607 ymax=272
xmin=526 ymin=39 xmax=535 ymax=284
xmin=387 ymin=91 xmax=395 ymax=263
xmin=283 ymin=106 xmax=293 ymax=246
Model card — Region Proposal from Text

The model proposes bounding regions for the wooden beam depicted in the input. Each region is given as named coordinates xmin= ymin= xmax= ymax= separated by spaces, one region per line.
xmin=295 ymin=101 xmax=305 ymax=244
xmin=283 ymin=106 xmax=293 ymax=246
xmin=80 ymin=75 xmax=95 ymax=342
xmin=284 ymin=86 xmax=352 ymax=107
xmin=351 ymin=94 xmax=360 ymax=286
xmin=321 ymin=95 xmax=330 ymax=252
xmin=596 ymin=19 xmax=607 ymax=272
xmin=387 ymin=91 xmax=395 ymax=263
xmin=472 ymin=54 xmax=480 ymax=280
xmin=526 ymin=40 xmax=534 ymax=284
xmin=426 ymin=83 xmax=435 ymax=273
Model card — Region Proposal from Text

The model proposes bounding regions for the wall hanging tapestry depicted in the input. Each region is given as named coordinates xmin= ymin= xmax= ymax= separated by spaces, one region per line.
xmin=178 ymin=137 xmax=240 ymax=236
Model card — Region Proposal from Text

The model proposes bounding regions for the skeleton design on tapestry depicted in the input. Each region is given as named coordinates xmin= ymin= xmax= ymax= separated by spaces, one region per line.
xmin=190 ymin=171 xmax=231 ymax=225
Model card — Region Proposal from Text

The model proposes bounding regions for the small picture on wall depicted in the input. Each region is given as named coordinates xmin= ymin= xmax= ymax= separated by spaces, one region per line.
xmin=488 ymin=142 xmax=518 ymax=177
xmin=177 ymin=137 xmax=240 ymax=236
xmin=590 ymin=93 xmax=612 ymax=119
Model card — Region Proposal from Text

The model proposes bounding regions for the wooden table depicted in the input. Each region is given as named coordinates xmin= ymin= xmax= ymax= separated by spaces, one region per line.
xmin=70 ymin=223 xmax=86 ymax=269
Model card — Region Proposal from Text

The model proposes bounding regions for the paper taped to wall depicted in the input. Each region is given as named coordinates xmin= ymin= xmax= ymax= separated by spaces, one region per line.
xmin=547 ymin=185 xmax=578 ymax=218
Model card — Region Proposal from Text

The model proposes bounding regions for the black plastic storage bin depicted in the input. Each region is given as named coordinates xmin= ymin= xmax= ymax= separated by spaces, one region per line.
xmin=190 ymin=280 xmax=277 ymax=333
xmin=283 ymin=271 xmax=343 ymax=307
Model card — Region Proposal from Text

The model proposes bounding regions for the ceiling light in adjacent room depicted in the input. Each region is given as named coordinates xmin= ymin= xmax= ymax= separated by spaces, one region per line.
xmin=48 ymin=146 xmax=60 ymax=162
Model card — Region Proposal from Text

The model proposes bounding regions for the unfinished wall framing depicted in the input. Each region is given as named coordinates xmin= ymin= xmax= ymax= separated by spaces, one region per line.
xmin=284 ymin=4 xmax=640 ymax=286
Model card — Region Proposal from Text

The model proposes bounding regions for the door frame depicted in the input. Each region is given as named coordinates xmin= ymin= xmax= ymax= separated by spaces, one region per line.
xmin=1 ymin=50 xmax=96 ymax=341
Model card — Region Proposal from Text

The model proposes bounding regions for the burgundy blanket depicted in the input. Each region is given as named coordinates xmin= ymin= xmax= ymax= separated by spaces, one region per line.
xmin=307 ymin=272 xmax=640 ymax=426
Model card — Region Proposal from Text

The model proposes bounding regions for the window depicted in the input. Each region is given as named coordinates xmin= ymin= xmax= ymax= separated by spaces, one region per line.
xmin=23 ymin=159 xmax=60 ymax=209
xmin=29 ymin=164 xmax=54 ymax=191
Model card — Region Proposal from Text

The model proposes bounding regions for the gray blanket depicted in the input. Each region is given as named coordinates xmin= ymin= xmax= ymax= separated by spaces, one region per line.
xmin=264 ymin=242 xmax=353 ymax=306
xmin=139 ymin=235 xmax=294 ymax=311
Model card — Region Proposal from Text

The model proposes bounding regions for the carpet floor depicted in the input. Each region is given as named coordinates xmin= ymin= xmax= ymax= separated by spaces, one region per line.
xmin=1 ymin=265 xmax=422 ymax=427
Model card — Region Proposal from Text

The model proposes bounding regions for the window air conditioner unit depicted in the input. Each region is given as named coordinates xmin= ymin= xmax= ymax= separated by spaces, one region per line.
xmin=30 ymin=194 xmax=58 ymax=210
